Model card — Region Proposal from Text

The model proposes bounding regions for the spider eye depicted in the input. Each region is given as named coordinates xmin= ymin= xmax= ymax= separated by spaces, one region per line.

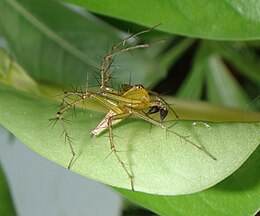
xmin=148 ymin=106 xmax=159 ymax=114
xmin=135 ymin=84 xmax=144 ymax=89
xmin=160 ymin=108 xmax=168 ymax=122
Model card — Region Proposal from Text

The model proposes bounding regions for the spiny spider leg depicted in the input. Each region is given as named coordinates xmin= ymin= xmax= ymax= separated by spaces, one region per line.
xmin=54 ymin=91 xmax=118 ymax=169
xmin=132 ymin=110 xmax=217 ymax=160
xmin=59 ymin=118 xmax=76 ymax=169
xmin=115 ymin=24 xmax=161 ymax=48
xmin=106 ymin=112 xmax=134 ymax=190
xmin=101 ymin=44 xmax=150 ymax=89
xmin=54 ymin=93 xmax=92 ymax=168
xmin=54 ymin=90 xmax=129 ymax=169
xmin=159 ymin=97 xmax=179 ymax=119
xmin=101 ymin=25 xmax=159 ymax=89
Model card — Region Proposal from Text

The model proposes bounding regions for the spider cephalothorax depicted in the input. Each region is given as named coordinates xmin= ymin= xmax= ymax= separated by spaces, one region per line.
xmin=120 ymin=84 xmax=171 ymax=122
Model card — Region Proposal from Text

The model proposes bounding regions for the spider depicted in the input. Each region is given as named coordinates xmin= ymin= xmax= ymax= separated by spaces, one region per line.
xmin=51 ymin=26 xmax=216 ymax=191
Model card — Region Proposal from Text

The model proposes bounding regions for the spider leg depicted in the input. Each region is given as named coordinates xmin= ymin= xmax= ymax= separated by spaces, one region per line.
xmin=101 ymin=43 xmax=150 ymax=90
xmin=101 ymin=25 xmax=160 ymax=90
xmin=132 ymin=110 xmax=216 ymax=160
xmin=148 ymin=90 xmax=179 ymax=119
xmin=52 ymin=92 xmax=90 ymax=169
xmin=107 ymin=112 xmax=134 ymax=190
xmin=160 ymin=97 xmax=179 ymax=119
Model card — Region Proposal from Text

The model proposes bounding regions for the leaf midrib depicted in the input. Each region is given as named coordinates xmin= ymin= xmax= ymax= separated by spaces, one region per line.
xmin=7 ymin=0 xmax=97 ymax=66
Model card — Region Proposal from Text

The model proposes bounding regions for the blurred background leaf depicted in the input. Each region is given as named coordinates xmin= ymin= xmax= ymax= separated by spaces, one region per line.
xmin=0 ymin=0 xmax=168 ymax=87
xmin=60 ymin=0 xmax=260 ymax=40
xmin=0 ymin=163 xmax=17 ymax=216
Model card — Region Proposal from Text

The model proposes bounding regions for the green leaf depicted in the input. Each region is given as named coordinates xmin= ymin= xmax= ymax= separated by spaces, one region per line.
xmin=0 ymin=164 xmax=17 ymax=216
xmin=0 ymin=83 xmax=259 ymax=195
xmin=117 ymin=145 xmax=260 ymax=216
xmin=206 ymin=55 xmax=250 ymax=108
xmin=60 ymin=0 xmax=260 ymax=40
xmin=176 ymin=42 xmax=207 ymax=99
xmin=159 ymin=38 xmax=195 ymax=71
xmin=0 ymin=48 xmax=41 ymax=95
xmin=211 ymin=42 xmax=260 ymax=83
xmin=0 ymin=0 xmax=166 ymax=86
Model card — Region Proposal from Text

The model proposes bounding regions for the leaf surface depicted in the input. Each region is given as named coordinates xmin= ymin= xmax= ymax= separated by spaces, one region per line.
xmin=0 ymin=0 xmax=166 ymax=86
xmin=0 ymin=83 xmax=259 ymax=195
xmin=117 ymin=146 xmax=260 ymax=215
xmin=60 ymin=0 xmax=260 ymax=40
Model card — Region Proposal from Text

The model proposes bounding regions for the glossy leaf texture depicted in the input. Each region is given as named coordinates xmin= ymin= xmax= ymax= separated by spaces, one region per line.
xmin=0 ymin=0 xmax=167 ymax=87
xmin=0 ymin=83 xmax=259 ymax=195
xmin=60 ymin=0 xmax=260 ymax=40
xmin=117 ymin=146 xmax=260 ymax=215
